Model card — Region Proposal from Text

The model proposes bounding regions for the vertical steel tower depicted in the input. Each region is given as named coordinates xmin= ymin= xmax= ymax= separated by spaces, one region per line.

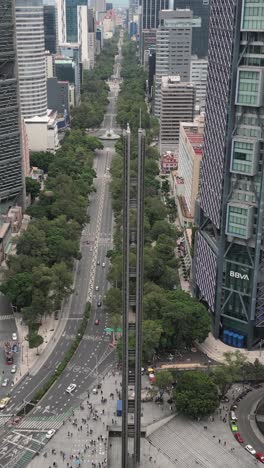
xmin=122 ymin=125 xmax=146 ymax=467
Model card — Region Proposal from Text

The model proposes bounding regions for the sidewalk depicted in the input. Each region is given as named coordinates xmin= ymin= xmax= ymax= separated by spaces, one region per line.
xmin=197 ymin=332 xmax=264 ymax=364
xmin=28 ymin=367 xmax=172 ymax=468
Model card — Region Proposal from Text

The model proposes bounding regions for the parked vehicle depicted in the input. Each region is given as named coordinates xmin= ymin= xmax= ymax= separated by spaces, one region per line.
xmin=245 ymin=445 xmax=256 ymax=456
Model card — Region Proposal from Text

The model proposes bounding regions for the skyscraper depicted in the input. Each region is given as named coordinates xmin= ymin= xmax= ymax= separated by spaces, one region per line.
xmin=65 ymin=0 xmax=87 ymax=43
xmin=0 ymin=0 xmax=24 ymax=204
xmin=173 ymin=0 xmax=210 ymax=58
xmin=154 ymin=8 xmax=194 ymax=117
xmin=160 ymin=75 xmax=195 ymax=150
xmin=16 ymin=0 xmax=47 ymax=119
xmin=44 ymin=4 xmax=58 ymax=53
xmin=141 ymin=0 xmax=169 ymax=29
xmin=193 ymin=0 xmax=264 ymax=348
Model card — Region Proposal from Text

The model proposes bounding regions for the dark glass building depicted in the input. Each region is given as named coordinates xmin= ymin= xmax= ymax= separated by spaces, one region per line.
xmin=194 ymin=0 xmax=264 ymax=348
xmin=142 ymin=0 xmax=169 ymax=29
xmin=66 ymin=0 xmax=86 ymax=43
xmin=141 ymin=0 xmax=209 ymax=57
xmin=44 ymin=4 xmax=57 ymax=54
xmin=0 ymin=0 xmax=24 ymax=204
xmin=173 ymin=0 xmax=210 ymax=58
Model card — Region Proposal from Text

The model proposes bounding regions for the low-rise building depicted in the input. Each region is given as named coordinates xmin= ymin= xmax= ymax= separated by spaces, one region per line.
xmin=25 ymin=110 xmax=59 ymax=152
xmin=160 ymin=151 xmax=178 ymax=174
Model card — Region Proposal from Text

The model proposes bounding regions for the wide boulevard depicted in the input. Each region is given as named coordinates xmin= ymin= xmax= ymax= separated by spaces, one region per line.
xmin=0 ymin=38 xmax=123 ymax=468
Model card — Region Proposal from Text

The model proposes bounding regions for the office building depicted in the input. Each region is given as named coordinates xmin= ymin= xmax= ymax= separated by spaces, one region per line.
xmin=141 ymin=28 xmax=156 ymax=65
xmin=47 ymin=77 xmax=70 ymax=117
xmin=0 ymin=0 xmax=24 ymax=205
xmin=106 ymin=2 xmax=112 ymax=10
xmin=57 ymin=0 xmax=66 ymax=43
xmin=16 ymin=0 xmax=47 ymax=119
xmin=176 ymin=115 xmax=204 ymax=227
xmin=89 ymin=0 xmax=106 ymax=12
xmin=45 ymin=51 xmax=54 ymax=78
xmin=154 ymin=9 xmax=195 ymax=117
xmin=24 ymin=110 xmax=59 ymax=152
xmin=190 ymin=56 xmax=208 ymax=112
xmin=44 ymin=4 xmax=58 ymax=53
xmin=173 ymin=0 xmax=210 ymax=58
xmin=55 ymin=45 xmax=81 ymax=104
xmin=160 ymin=75 xmax=195 ymax=151
xmin=193 ymin=0 xmax=264 ymax=348
xmin=142 ymin=0 xmax=169 ymax=29
xmin=148 ymin=49 xmax=156 ymax=98
xmin=129 ymin=0 xmax=138 ymax=20
xmin=65 ymin=0 xmax=87 ymax=42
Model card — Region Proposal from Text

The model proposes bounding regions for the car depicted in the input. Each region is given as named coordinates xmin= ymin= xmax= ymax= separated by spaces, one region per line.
xmin=0 ymin=397 xmax=11 ymax=410
xmin=66 ymin=383 xmax=77 ymax=394
xmin=11 ymin=365 xmax=17 ymax=374
xmin=106 ymin=167 xmax=110 ymax=171
xmin=102 ymin=262 xmax=106 ymax=267
xmin=46 ymin=429 xmax=56 ymax=439
xmin=95 ymin=319 xmax=100 ymax=325
xmin=97 ymin=301 xmax=102 ymax=307
xmin=256 ymin=453 xmax=264 ymax=463
xmin=12 ymin=333 xmax=17 ymax=341
xmin=92 ymin=388 xmax=98 ymax=394
xmin=97 ymin=261 xmax=100 ymax=266
xmin=221 ymin=396 xmax=229 ymax=403
xmin=245 ymin=445 xmax=256 ymax=455
xmin=234 ymin=433 xmax=244 ymax=443
xmin=231 ymin=421 xmax=238 ymax=432
xmin=1 ymin=379 xmax=9 ymax=388
xmin=95 ymin=286 xmax=99 ymax=291
xmin=86 ymin=240 xmax=90 ymax=244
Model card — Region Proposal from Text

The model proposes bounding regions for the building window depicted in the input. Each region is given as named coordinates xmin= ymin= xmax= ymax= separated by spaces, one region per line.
xmin=241 ymin=0 xmax=264 ymax=31
xmin=230 ymin=139 xmax=259 ymax=175
xmin=226 ymin=204 xmax=253 ymax=239
xmin=236 ymin=67 xmax=263 ymax=107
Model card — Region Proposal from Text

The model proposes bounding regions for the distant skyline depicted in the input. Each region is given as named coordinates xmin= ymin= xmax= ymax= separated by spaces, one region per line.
xmin=113 ymin=0 xmax=128 ymax=7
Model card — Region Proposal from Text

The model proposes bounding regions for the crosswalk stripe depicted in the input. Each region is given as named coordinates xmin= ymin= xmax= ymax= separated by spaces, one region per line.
xmin=16 ymin=411 xmax=71 ymax=430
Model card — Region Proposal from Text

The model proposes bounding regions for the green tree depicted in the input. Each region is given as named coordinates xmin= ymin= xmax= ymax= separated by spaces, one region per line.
xmin=174 ymin=371 xmax=219 ymax=419
xmin=30 ymin=151 xmax=54 ymax=173
xmin=26 ymin=177 xmax=41 ymax=200
xmin=17 ymin=225 xmax=47 ymax=258
xmin=104 ymin=288 xmax=122 ymax=316
xmin=51 ymin=262 xmax=73 ymax=309
xmin=155 ymin=370 xmax=174 ymax=392
xmin=142 ymin=320 xmax=163 ymax=361
xmin=0 ymin=272 xmax=33 ymax=310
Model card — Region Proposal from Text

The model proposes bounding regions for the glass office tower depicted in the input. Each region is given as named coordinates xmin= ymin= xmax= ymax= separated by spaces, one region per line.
xmin=0 ymin=0 xmax=24 ymax=203
xmin=194 ymin=0 xmax=264 ymax=348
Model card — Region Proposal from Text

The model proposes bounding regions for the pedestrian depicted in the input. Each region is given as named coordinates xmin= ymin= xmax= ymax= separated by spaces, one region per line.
xmin=219 ymin=439 xmax=221 ymax=444
xmin=224 ymin=441 xmax=226 ymax=446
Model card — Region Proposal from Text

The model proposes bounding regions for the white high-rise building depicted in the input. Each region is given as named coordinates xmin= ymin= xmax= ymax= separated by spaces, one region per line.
xmin=154 ymin=9 xmax=196 ymax=117
xmin=190 ymin=56 xmax=208 ymax=112
xmin=57 ymin=0 xmax=66 ymax=43
xmin=16 ymin=0 xmax=48 ymax=119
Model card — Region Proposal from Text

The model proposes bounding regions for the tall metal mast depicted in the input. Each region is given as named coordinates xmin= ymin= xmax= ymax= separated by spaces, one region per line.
xmin=122 ymin=125 xmax=146 ymax=467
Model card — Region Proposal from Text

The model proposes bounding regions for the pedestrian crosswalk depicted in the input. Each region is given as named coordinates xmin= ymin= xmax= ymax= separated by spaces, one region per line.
xmin=16 ymin=411 xmax=72 ymax=431
xmin=0 ymin=416 xmax=12 ymax=427
xmin=0 ymin=315 xmax=15 ymax=321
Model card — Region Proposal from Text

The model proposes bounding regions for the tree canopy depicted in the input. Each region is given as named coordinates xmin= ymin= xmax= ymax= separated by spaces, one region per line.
xmin=173 ymin=371 xmax=219 ymax=419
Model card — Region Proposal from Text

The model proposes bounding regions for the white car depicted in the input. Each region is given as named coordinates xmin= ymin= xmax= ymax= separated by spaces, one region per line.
xmin=95 ymin=286 xmax=99 ymax=291
xmin=1 ymin=379 xmax=9 ymax=387
xmin=11 ymin=365 xmax=17 ymax=374
xmin=102 ymin=262 xmax=106 ymax=268
xmin=66 ymin=383 xmax=77 ymax=394
xmin=245 ymin=445 xmax=256 ymax=455
xmin=12 ymin=333 xmax=17 ymax=341
xmin=46 ymin=429 xmax=56 ymax=439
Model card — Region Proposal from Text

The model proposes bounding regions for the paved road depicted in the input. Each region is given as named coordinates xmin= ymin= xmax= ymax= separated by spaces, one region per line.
xmin=236 ymin=385 xmax=264 ymax=452
xmin=0 ymin=39 xmax=123 ymax=468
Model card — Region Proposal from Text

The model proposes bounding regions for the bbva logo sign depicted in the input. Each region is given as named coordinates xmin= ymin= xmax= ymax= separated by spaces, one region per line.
xmin=229 ymin=270 xmax=249 ymax=281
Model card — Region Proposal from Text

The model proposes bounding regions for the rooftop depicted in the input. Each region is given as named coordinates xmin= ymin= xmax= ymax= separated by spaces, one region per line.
xmin=185 ymin=129 xmax=203 ymax=156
